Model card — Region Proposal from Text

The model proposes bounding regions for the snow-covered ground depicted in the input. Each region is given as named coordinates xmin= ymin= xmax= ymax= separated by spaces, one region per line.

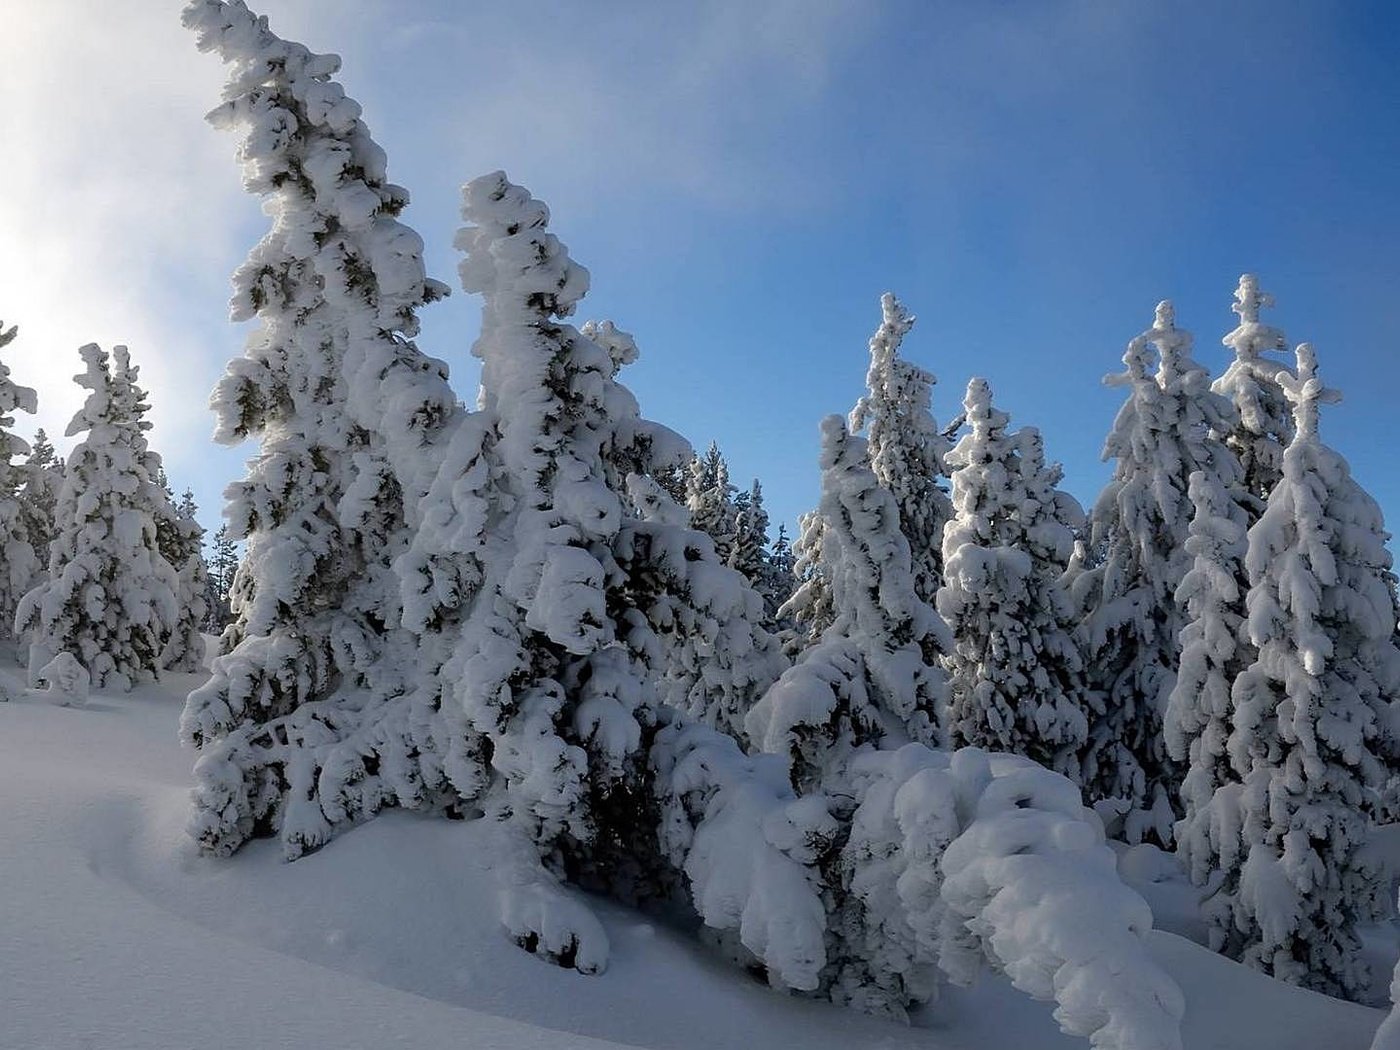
xmin=0 ymin=652 xmax=1389 ymax=1050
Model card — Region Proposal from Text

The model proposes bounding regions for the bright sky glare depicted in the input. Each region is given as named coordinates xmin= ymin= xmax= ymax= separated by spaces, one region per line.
xmin=3 ymin=0 xmax=1398 ymax=542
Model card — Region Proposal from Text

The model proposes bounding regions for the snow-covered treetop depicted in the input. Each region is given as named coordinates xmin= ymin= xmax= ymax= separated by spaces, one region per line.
xmin=1223 ymin=274 xmax=1288 ymax=363
xmin=457 ymin=171 xmax=604 ymax=504
xmin=581 ymin=319 xmax=640 ymax=376
xmin=819 ymin=414 xmax=944 ymax=656
xmin=0 ymin=319 xmax=37 ymax=463
xmin=1013 ymin=426 xmax=1085 ymax=562
xmin=184 ymin=0 xmax=457 ymax=505
xmin=458 ymin=171 xmax=589 ymax=322
xmin=1278 ymin=342 xmax=1341 ymax=442
xmin=1213 ymin=274 xmax=1294 ymax=509
xmin=185 ymin=0 xmax=447 ymax=334
xmin=955 ymin=376 xmax=1008 ymax=453
xmin=848 ymin=292 xmax=952 ymax=604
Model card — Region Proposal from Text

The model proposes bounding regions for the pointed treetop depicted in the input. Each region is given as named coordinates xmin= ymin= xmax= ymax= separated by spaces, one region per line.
xmin=1111 ymin=316 xmax=1158 ymax=385
xmin=0 ymin=320 xmax=15 ymax=350
xmin=1146 ymin=300 xmax=1197 ymax=384
xmin=1225 ymin=274 xmax=1289 ymax=362
xmin=580 ymin=320 xmax=639 ymax=376
xmin=1232 ymin=274 xmax=1271 ymax=324
xmin=458 ymin=170 xmax=589 ymax=320
xmin=1278 ymin=343 xmax=1342 ymax=442
xmin=962 ymin=377 xmax=1009 ymax=438
xmin=872 ymin=292 xmax=915 ymax=364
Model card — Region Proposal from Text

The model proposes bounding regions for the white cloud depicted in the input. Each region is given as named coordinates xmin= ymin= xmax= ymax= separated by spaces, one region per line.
xmin=0 ymin=0 xmax=251 ymax=482
xmin=0 ymin=0 xmax=870 ymax=524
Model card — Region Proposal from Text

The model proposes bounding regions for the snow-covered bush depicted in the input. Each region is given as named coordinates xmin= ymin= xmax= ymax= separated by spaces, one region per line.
xmin=17 ymin=345 xmax=180 ymax=690
xmin=658 ymin=725 xmax=1185 ymax=1048
xmin=33 ymin=651 xmax=90 ymax=707
xmin=1227 ymin=344 xmax=1400 ymax=1000
xmin=929 ymin=749 xmax=1184 ymax=1050
xmin=0 ymin=319 xmax=40 ymax=639
xmin=938 ymin=378 xmax=1089 ymax=778
xmin=180 ymin=0 xmax=464 ymax=858
xmin=652 ymin=717 xmax=832 ymax=993
xmin=1076 ymin=301 xmax=1242 ymax=844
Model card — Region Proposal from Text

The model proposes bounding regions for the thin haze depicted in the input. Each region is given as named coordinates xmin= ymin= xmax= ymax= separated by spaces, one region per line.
xmin=2 ymin=1 xmax=1398 ymax=542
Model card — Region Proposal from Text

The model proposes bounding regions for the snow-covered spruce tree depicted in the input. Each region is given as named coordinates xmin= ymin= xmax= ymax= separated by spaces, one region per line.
xmin=1212 ymin=274 xmax=1293 ymax=519
xmin=1077 ymin=301 xmax=1242 ymax=844
xmin=16 ymin=345 xmax=179 ymax=689
xmin=155 ymin=485 xmax=210 ymax=672
xmin=759 ymin=520 xmax=798 ymax=631
xmin=728 ymin=478 xmax=767 ymax=580
xmin=748 ymin=414 xmax=949 ymax=792
xmin=1228 ymin=344 xmax=1400 ymax=1000
xmin=746 ymin=412 xmax=950 ymax=1012
xmin=780 ymin=509 xmax=835 ymax=643
xmin=398 ymin=172 xmax=783 ymax=941
xmin=728 ymin=478 xmax=789 ymax=627
xmin=848 ymin=292 xmax=953 ymax=607
xmin=685 ymin=441 xmax=739 ymax=563
xmin=738 ymin=426 xmax=1183 ymax=1037
xmin=19 ymin=427 xmax=62 ymax=575
xmin=938 ymin=378 xmax=1089 ymax=778
xmin=0 ymin=319 xmax=40 ymax=640
xmin=180 ymin=0 xmax=463 ymax=859
xmin=1161 ymin=468 xmax=1253 ymax=939
xmin=203 ymin=523 xmax=238 ymax=632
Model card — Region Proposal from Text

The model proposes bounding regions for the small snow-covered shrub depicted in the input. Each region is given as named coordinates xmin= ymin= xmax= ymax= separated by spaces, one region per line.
xmin=34 ymin=652 xmax=91 ymax=707
xmin=658 ymin=733 xmax=1185 ymax=1050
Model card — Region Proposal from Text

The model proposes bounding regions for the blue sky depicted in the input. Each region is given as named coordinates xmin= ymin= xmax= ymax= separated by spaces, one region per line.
xmin=3 ymin=1 xmax=1399 ymax=543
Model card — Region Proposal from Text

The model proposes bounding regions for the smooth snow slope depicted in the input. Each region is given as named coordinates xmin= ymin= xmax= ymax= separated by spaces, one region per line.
xmin=0 ymin=652 xmax=1386 ymax=1050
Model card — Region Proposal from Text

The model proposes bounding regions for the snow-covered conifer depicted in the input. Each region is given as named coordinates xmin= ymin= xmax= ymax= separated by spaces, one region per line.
xmin=180 ymin=0 xmax=463 ymax=858
xmin=747 ymin=415 xmax=949 ymax=792
xmin=400 ymin=173 xmax=782 ymax=948
xmin=16 ymin=345 xmax=179 ymax=689
xmin=0 ymin=319 xmax=39 ymax=639
xmin=728 ymin=479 xmax=768 ymax=580
xmin=1162 ymin=468 xmax=1252 ymax=924
xmin=848 ymin=293 xmax=952 ymax=606
xmin=760 ymin=521 xmax=797 ymax=629
xmin=686 ymin=442 xmax=739 ymax=563
xmin=1079 ymin=301 xmax=1242 ymax=844
xmin=1228 ymin=344 xmax=1399 ymax=999
xmin=19 ymin=427 xmax=62 ymax=574
xmin=1212 ymin=274 xmax=1293 ymax=518
xmin=727 ymin=478 xmax=788 ymax=627
xmin=1078 ymin=302 xmax=1244 ymax=840
xmin=938 ymin=379 xmax=1089 ymax=777
xmin=204 ymin=523 xmax=238 ymax=632
xmin=156 ymin=485 xmax=210 ymax=672
xmin=780 ymin=510 xmax=835 ymax=643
